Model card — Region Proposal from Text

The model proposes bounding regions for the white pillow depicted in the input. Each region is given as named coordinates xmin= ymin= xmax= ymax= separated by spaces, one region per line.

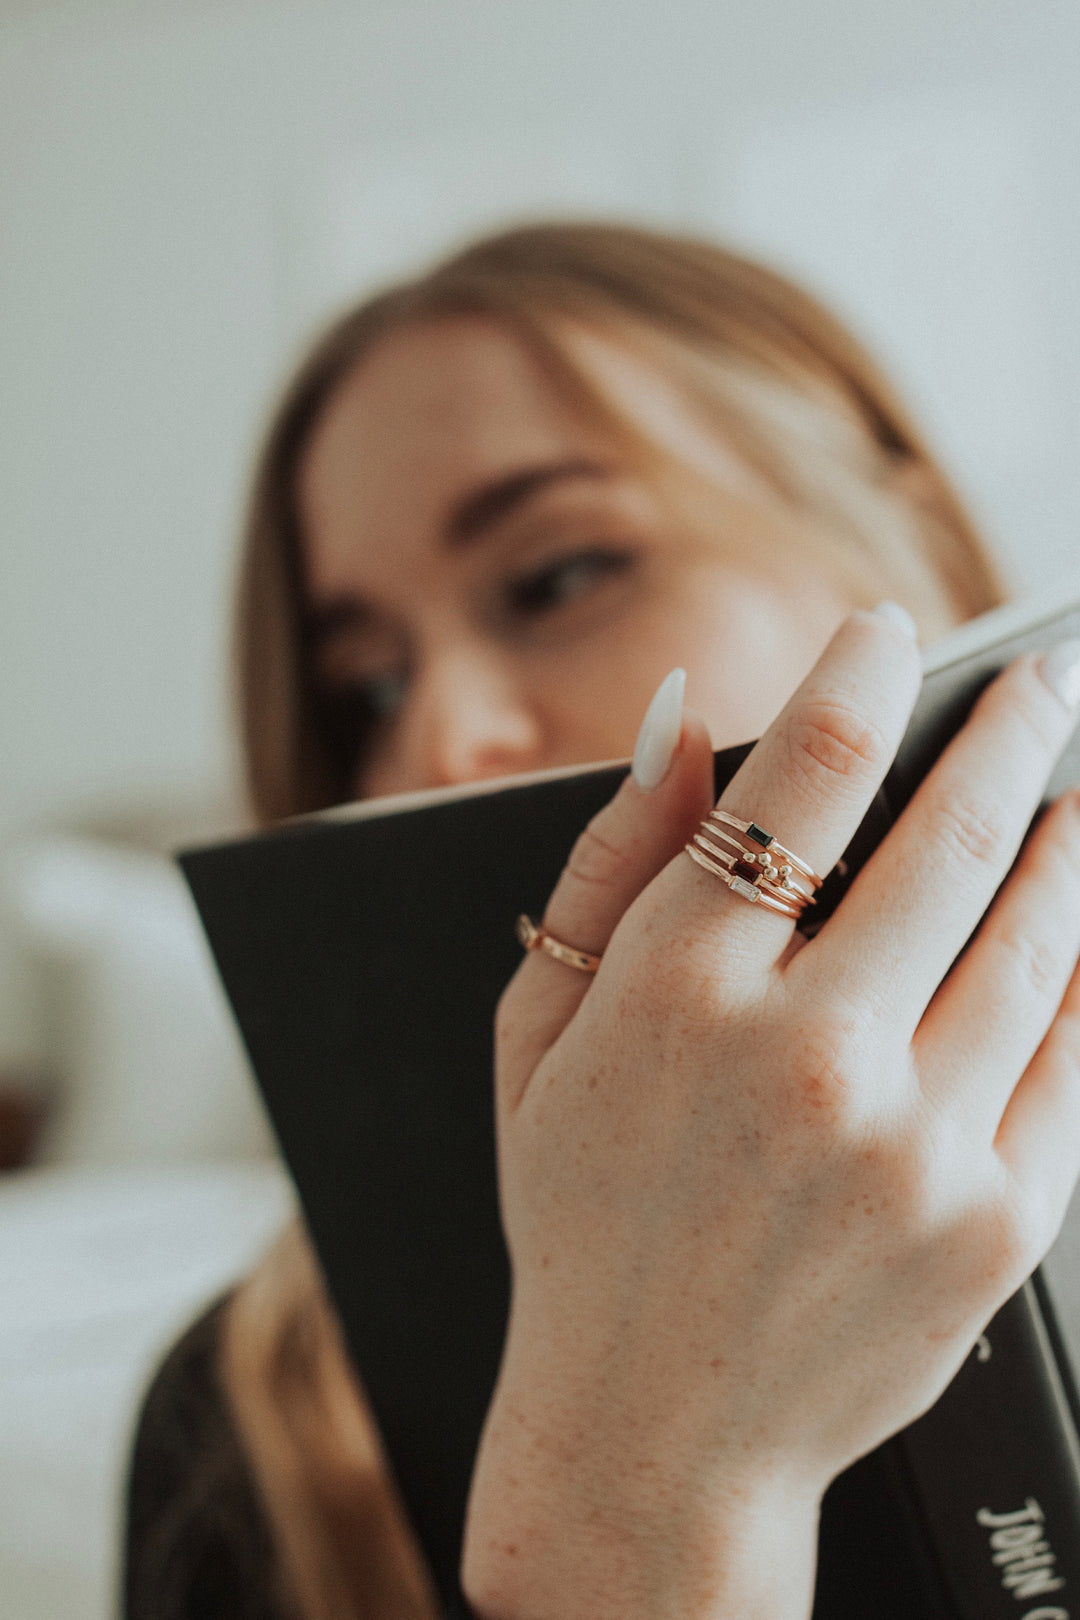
xmin=0 ymin=1160 xmax=293 ymax=1620
xmin=4 ymin=835 xmax=275 ymax=1163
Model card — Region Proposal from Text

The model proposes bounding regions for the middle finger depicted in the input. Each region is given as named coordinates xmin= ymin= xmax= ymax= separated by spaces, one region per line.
xmin=654 ymin=606 xmax=922 ymax=980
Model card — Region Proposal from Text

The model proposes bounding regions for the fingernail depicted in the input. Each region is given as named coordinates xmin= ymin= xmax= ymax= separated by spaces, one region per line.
xmin=632 ymin=668 xmax=686 ymax=790
xmin=873 ymin=600 xmax=918 ymax=639
xmin=1039 ymin=638 xmax=1080 ymax=708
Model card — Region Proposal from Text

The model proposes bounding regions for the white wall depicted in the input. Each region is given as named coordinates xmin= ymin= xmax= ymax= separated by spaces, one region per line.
xmin=2 ymin=0 xmax=1079 ymax=1062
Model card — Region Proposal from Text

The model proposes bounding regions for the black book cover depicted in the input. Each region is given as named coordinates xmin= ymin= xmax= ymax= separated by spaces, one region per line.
xmin=181 ymin=587 xmax=1080 ymax=1616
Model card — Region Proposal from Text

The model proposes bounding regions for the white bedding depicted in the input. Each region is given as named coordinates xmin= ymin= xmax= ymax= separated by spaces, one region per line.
xmin=0 ymin=1162 xmax=292 ymax=1620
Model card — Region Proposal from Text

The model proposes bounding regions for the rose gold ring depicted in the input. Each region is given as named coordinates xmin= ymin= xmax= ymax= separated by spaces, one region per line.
xmin=685 ymin=840 xmax=807 ymax=916
xmin=707 ymin=811 xmax=824 ymax=890
xmin=516 ymin=914 xmax=602 ymax=974
xmin=693 ymin=821 xmax=817 ymax=904
xmin=684 ymin=810 xmax=824 ymax=918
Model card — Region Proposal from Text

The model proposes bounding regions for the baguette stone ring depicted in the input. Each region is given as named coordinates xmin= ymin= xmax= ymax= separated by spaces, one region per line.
xmin=517 ymin=914 xmax=603 ymax=974
xmin=685 ymin=811 xmax=824 ymax=919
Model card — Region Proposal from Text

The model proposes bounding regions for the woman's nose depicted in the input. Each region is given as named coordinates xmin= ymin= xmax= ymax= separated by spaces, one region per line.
xmin=408 ymin=651 xmax=545 ymax=790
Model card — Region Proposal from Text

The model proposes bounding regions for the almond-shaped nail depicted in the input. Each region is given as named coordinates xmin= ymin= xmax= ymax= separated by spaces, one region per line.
xmin=1039 ymin=638 xmax=1080 ymax=709
xmin=632 ymin=668 xmax=686 ymax=791
xmin=873 ymin=600 xmax=918 ymax=639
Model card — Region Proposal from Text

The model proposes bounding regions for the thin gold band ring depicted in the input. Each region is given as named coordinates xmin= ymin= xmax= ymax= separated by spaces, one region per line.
xmin=516 ymin=914 xmax=603 ymax=974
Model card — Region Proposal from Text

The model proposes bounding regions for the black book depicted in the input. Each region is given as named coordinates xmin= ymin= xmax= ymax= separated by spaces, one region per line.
xmin=181 ymin=585 xmax=1080 ymax=1618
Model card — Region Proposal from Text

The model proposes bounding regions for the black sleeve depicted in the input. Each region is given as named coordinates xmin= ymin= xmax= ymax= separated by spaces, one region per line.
xmin=122 ymin=1294 xmax=293 ymax=1620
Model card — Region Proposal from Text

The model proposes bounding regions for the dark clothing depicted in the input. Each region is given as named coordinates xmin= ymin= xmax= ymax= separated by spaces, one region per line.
xmin=123 ymin=1294 xmax=291 ymax=1620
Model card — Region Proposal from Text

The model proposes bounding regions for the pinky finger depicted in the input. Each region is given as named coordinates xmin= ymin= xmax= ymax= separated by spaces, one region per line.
xmin=996 ymin=954 xmax=1080 ymax=1250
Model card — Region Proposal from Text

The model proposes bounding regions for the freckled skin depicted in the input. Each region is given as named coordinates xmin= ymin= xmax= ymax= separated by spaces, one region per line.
xmin=465 ymin=619 xmax=1080 ymax=1620
xmin=291 ymin=316 xmax=1080 ymax=1620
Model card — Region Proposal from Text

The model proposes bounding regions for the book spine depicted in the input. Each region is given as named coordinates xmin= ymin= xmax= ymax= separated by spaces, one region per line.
xmin=897 ymin=1270 xmax=1080 ymax=1620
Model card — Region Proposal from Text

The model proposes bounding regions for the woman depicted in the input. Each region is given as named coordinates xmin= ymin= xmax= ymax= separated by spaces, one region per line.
xmin=125 ymin=221 xmax=1080 ymax=1619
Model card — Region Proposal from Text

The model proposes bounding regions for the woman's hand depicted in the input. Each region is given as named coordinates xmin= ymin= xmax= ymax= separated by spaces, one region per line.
xmin=462 ymin=610 xmax=1080 ymax=1620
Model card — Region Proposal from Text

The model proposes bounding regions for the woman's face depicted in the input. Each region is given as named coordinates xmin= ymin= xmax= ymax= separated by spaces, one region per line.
xmin=299 ymin=317 xmax=856 ymax=800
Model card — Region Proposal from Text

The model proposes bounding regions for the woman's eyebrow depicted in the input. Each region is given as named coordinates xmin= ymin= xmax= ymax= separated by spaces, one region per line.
xmin=445 ymin=457 xmax=609 ymax=547
xmin=305 ymin=459 xmax=612 ymax=645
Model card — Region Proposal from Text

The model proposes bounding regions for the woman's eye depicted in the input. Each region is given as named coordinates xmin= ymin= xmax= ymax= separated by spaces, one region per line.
xmin=361 ymin=672 xmax=409 ymax=718
xmin=504 ymin=548 xmax=634 ymax=616
xmin=320 ymin=672 xmax=409 ymax=743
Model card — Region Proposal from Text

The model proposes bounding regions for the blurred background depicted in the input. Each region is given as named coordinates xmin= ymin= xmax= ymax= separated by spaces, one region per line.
xmin=1 ymin=0 xmax=1078 ymax=1614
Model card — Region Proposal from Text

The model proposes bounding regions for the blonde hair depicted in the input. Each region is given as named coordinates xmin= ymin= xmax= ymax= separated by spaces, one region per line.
xmin=235 ymin=219 xmax=1006 ymax=824
xmin=219 ymin=1225 xmax=436 ymax=1619
xmin=224 ymin=220 xmax=1008 ymax=1617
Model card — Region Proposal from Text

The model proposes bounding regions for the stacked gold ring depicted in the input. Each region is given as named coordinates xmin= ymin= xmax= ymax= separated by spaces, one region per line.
xmin=685 ymin=810 xmax=824 ymax=919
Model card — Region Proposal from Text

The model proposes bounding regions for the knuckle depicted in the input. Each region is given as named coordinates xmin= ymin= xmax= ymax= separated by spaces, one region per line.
xmin=974 ymin=661 xmax=1068 ymax=768
xmin=993 ymin=926 xmax=1063 ymax=1005
xmin=564 ymin=813 xmax=634 ymax=894
xmin=784 ymin=698 xmax=892 ymax=796
xmin=973 ymin=1191 xmax=1046 ymax=1289
xmin=931 ymin=790 xmax=1008 ymax=869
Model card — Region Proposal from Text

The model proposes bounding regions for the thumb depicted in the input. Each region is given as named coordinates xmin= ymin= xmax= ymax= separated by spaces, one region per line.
xmin=497 ymin=670 xmax=714 ymax=1107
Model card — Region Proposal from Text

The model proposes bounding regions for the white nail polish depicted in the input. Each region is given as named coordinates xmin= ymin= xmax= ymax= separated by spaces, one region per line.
xmin=632 ymin=668 xmax=686 ymax=790
xmin=1039 ymin=638 xmax=1080 ymax=709
xmin=873 ymin=600 xmax=919 ymax=639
